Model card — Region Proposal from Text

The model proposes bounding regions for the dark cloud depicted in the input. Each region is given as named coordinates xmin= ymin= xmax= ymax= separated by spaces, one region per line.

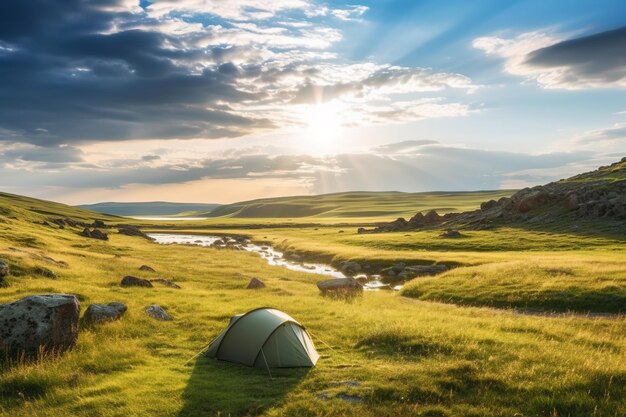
xmin=0 ymin=0 xmax=271 ymax=145
xmin=1 ymin=145 xmax=84 ymax=163
xmin=525 ymin=26 xmax=626 ymax=87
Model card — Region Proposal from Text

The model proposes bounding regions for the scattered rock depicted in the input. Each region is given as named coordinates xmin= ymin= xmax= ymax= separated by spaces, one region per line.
xmin=120 ymin=276 xmax=153 ymax=288
xmin=92 ymin=220 xmax=106 ymax=228
xmin=0 ymin=294 xmax=80 ymax=358
xmin=317 ymin=278 xmax=362 ymax=293
xmin=34 ymin=266 xmax=58 ymax=279
xmin=404 ymin=264 xmax=449 ymax=277
xmin=139 ymin=264 xmax=156 ymax=272
xmin=0 ymin=260 xmax=9 ymax=278
xmin=118 ymin=225 xmax=152 ymax=240
xmin=150 ymin=278 xmax=182 ymax=289
xmin=83 ymin=302 xmax=127 ymax=324
xmin=81 ymin=228 xmax=109 ymax=240
xmin=480 ymin=199 xmax=499 ymax=211
xmin=340 ymin=261 xmax=362 ymax=275
xmin=246 ymin=277 xmax=266 ymax=289
xmin=564 ymin=193 xmax=579 ymax=210
xmin=145 ymin=304 xmax=172 ymax=321
xmin=440 ymin=229 xmax=463 ymax=238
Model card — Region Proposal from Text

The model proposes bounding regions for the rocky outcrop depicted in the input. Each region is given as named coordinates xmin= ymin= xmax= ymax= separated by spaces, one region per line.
xmin=120 ymin=276 xmax=153 ymax=288
xmin=150 ymin=278 xmax=181 ymax=289
xmin=118 ymin=225 xmax=152 ymax=240
xmin=246 ymin=277 xmax=265 ymax=289
xmin=145 ymin=305 xmax=172 ymax=321
xmin=83 ymin=302 xmax=127 ymax=324
xmin=0 ymin=294 xmax=80 ymax=358
xmin=139 ymin=265 xmax=156 ymax=272
xmin=81 ymin=228 xmax=109 ymax=240
xmin=340 ymin=261 xmax=362 ymax=275
xmin=358 ymin=158 xmax=626 ymax=233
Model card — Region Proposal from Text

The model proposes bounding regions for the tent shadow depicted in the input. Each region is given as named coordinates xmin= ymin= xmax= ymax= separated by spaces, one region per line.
xmin=178 ymin=356 xmax=310 ymax=417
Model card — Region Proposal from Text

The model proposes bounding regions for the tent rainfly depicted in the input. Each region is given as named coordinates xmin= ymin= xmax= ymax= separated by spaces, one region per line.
xmin=205 ymin=308 xmax=319 ymax=368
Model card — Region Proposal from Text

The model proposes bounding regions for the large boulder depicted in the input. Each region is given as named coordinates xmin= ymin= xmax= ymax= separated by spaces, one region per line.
xmin=0 ymin=294 xmax=80 ymax=358
xmin=145 ymin=304 xmax=172 ymax=321
xmin=246 ymin=277 xmax=266 ymax=289
xmin=515 ymin=190 xmax=551 ymax=213
xmin=121 ymin=276 xmax=153 ymax=288
xmin=480 ymin=200 xmax=498 ymax=211
xmin=83 ymin=302 xmax=127 ymax=324
xmin=317 ymin=278 xmax=362 ymax=293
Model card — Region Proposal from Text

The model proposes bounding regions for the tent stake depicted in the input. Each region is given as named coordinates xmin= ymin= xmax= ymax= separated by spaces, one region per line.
xmin=260 ymin=347 xmax=274 ymax=381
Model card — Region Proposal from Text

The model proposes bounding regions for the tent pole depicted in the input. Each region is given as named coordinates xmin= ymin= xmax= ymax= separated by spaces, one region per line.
xmin=260 ymin=347 xmax=273 ymax=381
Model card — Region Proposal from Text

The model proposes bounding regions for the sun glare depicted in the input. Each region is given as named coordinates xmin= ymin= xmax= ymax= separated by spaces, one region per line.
xmin=303 ymin=102 xmax=343 ymax=154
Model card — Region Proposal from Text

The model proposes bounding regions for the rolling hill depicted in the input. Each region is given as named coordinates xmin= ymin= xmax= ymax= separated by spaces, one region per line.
xmin=203 ymin=190 xmax=515 ymax=219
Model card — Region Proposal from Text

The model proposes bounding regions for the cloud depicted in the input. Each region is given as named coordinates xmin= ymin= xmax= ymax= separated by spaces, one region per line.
xmin=0 ymin=0 xmax=476 ymax=147
xmin=474 ymin=26 xmax=626 ymax=89
xmin=1 ymin=144 xmax=84 ymax=164
xmin=0 ymin=139 xmax=592 ymax=203
xmin=576 ymin=123 xmax=626 ymax=143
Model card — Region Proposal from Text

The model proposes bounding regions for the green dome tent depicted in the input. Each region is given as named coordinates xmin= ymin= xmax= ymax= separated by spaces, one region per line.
xmin=205 ymin=308 xmax=319 ymax=368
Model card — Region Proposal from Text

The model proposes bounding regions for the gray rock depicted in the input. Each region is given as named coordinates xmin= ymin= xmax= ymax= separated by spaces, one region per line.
xmin=150 ymin=278 xmax=182 ymax=289
xmin=139 ymin=265 xmax=156 ymax=272
xmin=145 ymin=304 xmax=172 ymax=321
xmin=246 ymin=277 xmax=266 ymax=289
xmin=0 ymin=294 xmax=80 ymax=358
xmin=404 ymin=264 xmax=449 ymax=277
xmin=341 ymin=261 xmax=362 ymax=275
xmin=34 ymin=266 xmax=57 ymax=279
xmin=121 ymin=276 xmax=153 ymax=288
xmin=391 ymin=262 xmax=406 ymax=273
xmin=440 ymin=229 xmax=463 ymax=238
xmin=118 ymin=225 xmax=152 ymax=240
xmin=83 ymin=302 xmax=127 ymax=324
xmin=0 ymin=260 xmax=9 ymax=278
xmin=317 ymin=278 xmax=362 ymax=293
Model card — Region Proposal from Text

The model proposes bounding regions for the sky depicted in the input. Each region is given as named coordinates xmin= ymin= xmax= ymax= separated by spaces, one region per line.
xmin=0 ymin=0 xmax=625 ymax=204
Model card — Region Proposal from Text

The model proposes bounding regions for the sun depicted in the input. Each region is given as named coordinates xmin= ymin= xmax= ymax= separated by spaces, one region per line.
xmin=303 ymin=102 xmax=343 ymax=154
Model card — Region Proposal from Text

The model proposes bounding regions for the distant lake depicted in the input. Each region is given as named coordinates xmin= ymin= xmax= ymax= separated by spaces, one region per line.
xmin=128 ymin=216 xmax=207 ymax=221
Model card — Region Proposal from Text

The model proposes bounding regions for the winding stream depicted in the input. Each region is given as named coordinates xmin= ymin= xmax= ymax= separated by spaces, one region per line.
xmin=148 ymin=233 xmax=401 ymax=291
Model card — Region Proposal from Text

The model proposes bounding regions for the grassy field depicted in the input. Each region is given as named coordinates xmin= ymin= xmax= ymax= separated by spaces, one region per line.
xmin=1 ymin=192 xmax=625 ymax=416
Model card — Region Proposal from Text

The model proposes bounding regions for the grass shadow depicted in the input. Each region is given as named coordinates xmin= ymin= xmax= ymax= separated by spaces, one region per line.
xmin=178 ymin=357 xmax=310 ymax=417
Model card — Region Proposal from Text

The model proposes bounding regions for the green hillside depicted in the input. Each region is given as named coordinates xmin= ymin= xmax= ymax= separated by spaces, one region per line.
xmin=205 ymin=190 xmax=514 ymax=219
xmin=0 ymin=192 xmax=120 ymax=224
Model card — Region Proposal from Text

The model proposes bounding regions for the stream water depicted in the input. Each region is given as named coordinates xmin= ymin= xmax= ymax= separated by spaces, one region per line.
xmin=148 ymin=233 xmax=401 ymax=291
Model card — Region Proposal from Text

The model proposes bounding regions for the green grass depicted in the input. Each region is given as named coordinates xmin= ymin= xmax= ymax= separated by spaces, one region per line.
xmin=1 ymin=191 xmax=625 ymax=416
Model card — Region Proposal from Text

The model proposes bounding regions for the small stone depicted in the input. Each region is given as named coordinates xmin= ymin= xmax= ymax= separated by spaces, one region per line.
xmin=139 ymin=265 xmax=156 ymax=272
xmin=145 ymin=304 xmax=172 ymax=321
xmin=246 ymin=277 xmax=265 ymax=289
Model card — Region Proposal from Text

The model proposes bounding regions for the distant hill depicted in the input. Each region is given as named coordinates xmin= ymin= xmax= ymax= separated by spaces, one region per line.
xmin=202 ymin=190 xmax=514 ymax=219
xmin=76 ymin=202 xmax=220 ymax=217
